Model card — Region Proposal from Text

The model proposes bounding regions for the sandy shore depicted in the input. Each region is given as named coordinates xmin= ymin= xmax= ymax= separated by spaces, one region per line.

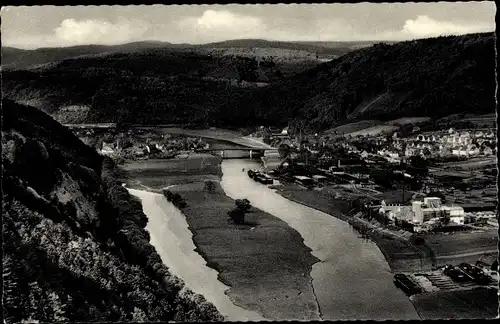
xmin=128 ymin=188 xmax=265 ymax=321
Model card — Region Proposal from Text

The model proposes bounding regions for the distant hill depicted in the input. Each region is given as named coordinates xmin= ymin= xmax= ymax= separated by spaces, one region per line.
xmin=2 ymin=42 xmax=176 ymax=70
xmin=194 ymin=38 xmax=358 ymax=56
xmin=2 ymin=33 xmax=494 ymax=130
xmin=1 ymin=39 xmax=362 ymax=70
xmin=2 ymin=99 xmax=223 ymax=322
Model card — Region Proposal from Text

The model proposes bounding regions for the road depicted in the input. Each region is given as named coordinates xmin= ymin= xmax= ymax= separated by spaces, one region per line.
xmin=435 ymin=249 xmax=498 ymax=260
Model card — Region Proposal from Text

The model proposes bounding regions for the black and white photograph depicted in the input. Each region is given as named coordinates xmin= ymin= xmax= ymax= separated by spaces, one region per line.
xmin=1 ymin=1 xmax=498 ymax=322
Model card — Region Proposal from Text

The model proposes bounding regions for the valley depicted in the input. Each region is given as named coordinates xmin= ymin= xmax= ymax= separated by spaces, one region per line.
xmin=2 ymin=7 xmax=497 ymax=321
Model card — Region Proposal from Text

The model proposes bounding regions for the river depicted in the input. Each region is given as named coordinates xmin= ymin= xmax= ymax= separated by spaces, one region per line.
xmin=127 ymin=188 xmax=265 ymax=322
xmin=220 ymin=159 xmax=420 ymax=320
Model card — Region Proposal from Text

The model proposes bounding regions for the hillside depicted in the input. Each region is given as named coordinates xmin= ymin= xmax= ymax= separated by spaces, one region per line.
xmin=1 ymin=39 xmax=355 ymax=71
xmin=1 ymin=42 xmax=176 ymax=70
xmin=2 ymin=33 xmax=495 ymax=130
xmin=245 ymin=32 xmax=495 ymax=130
xmin=1 ymin=99 xmax=223 ymax=322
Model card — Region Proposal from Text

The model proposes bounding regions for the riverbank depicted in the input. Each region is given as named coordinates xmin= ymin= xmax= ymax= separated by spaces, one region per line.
xmin=274 ymin=184 xmax=431 ymax=272
xmin=127 ymin=188 xmax=265 ymax=321
xmin=120 ymin=157 xmax=322 ymax=320
xmin=168 ymin=181 xmax=321 ymax=320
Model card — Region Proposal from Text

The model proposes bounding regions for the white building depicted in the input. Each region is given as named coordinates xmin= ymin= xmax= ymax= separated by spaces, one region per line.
xmin=412 ymin=197 xmax=465 ymax=226
xmin=100 ymin=141 xmax=115 ymax=156
xmin=441 ymin=206 xmax=466 ymax=225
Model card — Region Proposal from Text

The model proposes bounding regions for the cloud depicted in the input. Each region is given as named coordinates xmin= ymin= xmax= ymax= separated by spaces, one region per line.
xmin=401 ymin=15 xmax=493 ymax=38
xmin=53 ymin=18 xmax=150 ymax=45
xmin=177 ymin=10 xmax=265 ymax=43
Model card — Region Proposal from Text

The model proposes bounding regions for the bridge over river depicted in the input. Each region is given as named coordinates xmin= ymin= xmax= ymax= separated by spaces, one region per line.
xmin=196 ymin=147 xmax=280 ymax=160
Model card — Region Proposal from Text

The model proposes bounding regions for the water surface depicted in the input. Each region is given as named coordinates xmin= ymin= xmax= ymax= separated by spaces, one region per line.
xmin=128 ymin=188 xmax=265 ymax=321
xmin=220 ymin=160 xmax=419 ymax=320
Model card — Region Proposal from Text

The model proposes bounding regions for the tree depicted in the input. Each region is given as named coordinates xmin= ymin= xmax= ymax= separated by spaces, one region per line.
xmin=228 ymin=199 xmax=252 ymax=224
xmin=491 ymin=259 xmax=498 ymax=271
xmin=204 ymin=181 xmax=216 ymax=193
xmin=235 ymin=199 xmax=251 ymax=212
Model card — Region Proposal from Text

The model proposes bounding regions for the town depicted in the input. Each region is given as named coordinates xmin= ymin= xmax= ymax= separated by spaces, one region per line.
xmin=69 ymin=119 xmax=498 ymax=306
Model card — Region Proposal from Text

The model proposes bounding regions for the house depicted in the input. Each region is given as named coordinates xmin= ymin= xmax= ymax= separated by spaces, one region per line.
xmin=405 ymin=147 xmax=416 ymax=157
xmin=100 ymin=141 xmax=115 ymax=156
xmin=481 ymin=146 xmax=493 ymax=156
xmin=135 ymin=149 xmax=146 ymax=157
xmin=467 ymin=144 xmax=480 ymax=156
xmin=294 ymin=175 xmax=315 ymax=186
xmin=458 ymin=146 xmax=468 ymax=156
xmin=441 ymin=206 xmax=466 ymax=225
xmin=312 ymin=175 xmax=329 ymax=184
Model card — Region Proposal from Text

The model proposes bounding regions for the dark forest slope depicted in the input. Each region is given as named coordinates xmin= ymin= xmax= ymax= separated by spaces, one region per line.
xmin=2 ymin=33 xmax=495 ymax=130
xmin=1 ymin=99 xmax=223 ymax=322
xmin=245 ymin=32 xmax=496 ymax=130
xmin=2 ymin=48 xmax=322 ymax=125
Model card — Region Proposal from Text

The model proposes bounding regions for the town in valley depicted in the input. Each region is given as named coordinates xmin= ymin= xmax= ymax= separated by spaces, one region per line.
xmin=2 ymin=2 xmax=498 ymax=322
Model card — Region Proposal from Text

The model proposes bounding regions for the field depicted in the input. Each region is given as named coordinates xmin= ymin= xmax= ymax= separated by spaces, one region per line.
xmin=437 ymin=113 xmax=496 ymax=128
xmin=422 ymin=230 xmax=498 ymax=263
xmin=119 ymin=154 xmax=222 ymax=189
xmin=325 ymin=120 xmax=382 ymax=135
xmin=411 ymin=287 xmax=499 ymax=319
xmin=386 ymin=117 xmax=431 ymax=125
xmin=436 ymin=157 xmax=497 ymax=170
xmin=325 ymin=116 xmax=430 ymax=137
xmin=169 ymin=181 xmax=321 ymax=320
xmin=348 ymin=125 xmax=400 ymax=137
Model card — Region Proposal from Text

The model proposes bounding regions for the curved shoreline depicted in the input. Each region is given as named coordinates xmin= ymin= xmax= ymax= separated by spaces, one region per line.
xmin=168 ymin=181 xmax=322 ymax=320
xmin=275 ymin=188 xmax=432 ymax=273
xmin=220 ymin=160 xmax=420 ymax=320
xmin=127 ymin=188 xmax=265 ymax=321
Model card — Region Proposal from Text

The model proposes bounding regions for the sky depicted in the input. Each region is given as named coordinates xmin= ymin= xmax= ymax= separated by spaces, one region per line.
xmin=1 ymin=2 xmax=496 ymax=49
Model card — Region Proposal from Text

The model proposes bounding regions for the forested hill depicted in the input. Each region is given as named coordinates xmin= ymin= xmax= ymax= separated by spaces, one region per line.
xmin=2 ymin=99 xmax=223 ymax=322
xmin=2 ymin=33 xmax=495 ymax=130
xmin=243 ymin=32 xmax=496 ymax=130
xmin=1 ymin=39 xmax=361 ymax=70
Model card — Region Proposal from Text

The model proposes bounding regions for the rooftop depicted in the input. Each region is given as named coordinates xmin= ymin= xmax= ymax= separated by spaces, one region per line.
xmin=294 ymin=175 xmax=312 ymax=180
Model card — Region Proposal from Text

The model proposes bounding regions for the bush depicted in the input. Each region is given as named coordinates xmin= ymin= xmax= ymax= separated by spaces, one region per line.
xmin=204 ymin=180 xmax=216 ymax=193
xmin=235 ymin=198 xmax=251 ymax=212
xmin=228 ymin=209 xmax=245 ymax=224
xmin=162 ymin=190 xmax=187 ymax=209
